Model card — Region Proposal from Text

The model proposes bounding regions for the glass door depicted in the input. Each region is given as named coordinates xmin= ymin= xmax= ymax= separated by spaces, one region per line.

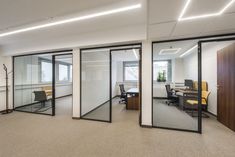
xmin=52 ymin=54 xmax=73 ymax=116
xmin=80 ymin=48 xmax=111 ymax=122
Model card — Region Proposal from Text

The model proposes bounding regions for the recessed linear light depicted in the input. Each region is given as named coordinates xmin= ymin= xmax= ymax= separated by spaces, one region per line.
xmin=180 ymin=45 xmax=197 ymax=58
xmin=0 ymin=4 xmax=141 ymax=38
xmin=159 ymin=48 xmax=181 ymax=55
xmin=178 ymin=0 xmax=235 ymax=21
xmin=133 ymin=49 xmax=139 ymax=59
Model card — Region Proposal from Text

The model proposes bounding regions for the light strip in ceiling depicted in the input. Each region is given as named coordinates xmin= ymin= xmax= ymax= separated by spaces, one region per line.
xmin=180 ymin=45 xmax=197 ymax=58
xmin=0 ymin=4 xmax=141 ymax=38
xmin=178 ymin=0 xmax=235 ymax=21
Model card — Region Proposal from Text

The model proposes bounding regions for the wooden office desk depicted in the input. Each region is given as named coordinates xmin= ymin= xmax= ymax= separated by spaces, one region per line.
xmin=126 ymin=88 xmax=139 ymax=110
xmin=174 ymin=89 xmax=198 ymax=110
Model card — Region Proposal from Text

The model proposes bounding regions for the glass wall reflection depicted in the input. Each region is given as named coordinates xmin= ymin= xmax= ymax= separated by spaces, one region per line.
xmin=152 ymin=40 xmax=200 ymax=131
xmin=81 ymin=49 xmax=111 ymax=122
xmin=14 ymin=54 xmax=53 ymax=115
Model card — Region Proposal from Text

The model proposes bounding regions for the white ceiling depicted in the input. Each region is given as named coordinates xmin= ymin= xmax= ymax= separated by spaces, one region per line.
xmin=1 ymin=0 xmax=235 ymax=56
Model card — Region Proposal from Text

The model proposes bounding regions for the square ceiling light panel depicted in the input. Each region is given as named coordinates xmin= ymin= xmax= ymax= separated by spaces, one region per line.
xmin=159 ymin=48 xmax=181 ymax=55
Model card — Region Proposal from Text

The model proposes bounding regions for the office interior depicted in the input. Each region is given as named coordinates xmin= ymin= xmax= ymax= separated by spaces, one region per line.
xmin=13 ymin=53 xmax=73 ymax=116
xmin=80 ymin=44 xmax=141 ymax=122
xmin=152 ymin=37 xmax=235 ymax=132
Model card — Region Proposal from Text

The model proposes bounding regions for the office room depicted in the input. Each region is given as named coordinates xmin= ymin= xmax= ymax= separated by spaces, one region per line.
xmin=80 ymin=45 xmax=141 ymax=123
xmin=13 ymin=53 xmax=73 ymax=116
xmin=152 ymin=37 xmax=235 ymax=132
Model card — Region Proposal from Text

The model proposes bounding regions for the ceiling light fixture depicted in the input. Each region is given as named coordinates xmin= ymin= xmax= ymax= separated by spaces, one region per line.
xmin=178 ymin=0 xmax=235 ymax=21
xmin=133 ymin=49 xmax=139 ymax=59
xmin=180 ymin=45 xmax=197 ymax=58
xmin=0 ymin=4 xmax=141 ymax=38
xmin=159 ymin=48 xmax=181 ymax=55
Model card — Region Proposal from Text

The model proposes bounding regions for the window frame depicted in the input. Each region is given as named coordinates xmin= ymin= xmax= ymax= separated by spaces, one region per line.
xmin=39 ymin=58 xmax=53 ymax=83
xmin=123 ymin=61 xmax=139 ymax=82
xmin=58 ymin=63 xmax=70 ymax=82
xmin=153 ymin=59 xmax=172 ymax=82
xmin=39 ymin=58 xmax=72 ymax=83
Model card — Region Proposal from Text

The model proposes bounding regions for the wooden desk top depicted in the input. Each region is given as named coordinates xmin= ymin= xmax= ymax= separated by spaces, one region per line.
xmin=174 ymin=88 xmax=198 ymax=96
xmin=126 ymin=88 xmax=139 ymax=94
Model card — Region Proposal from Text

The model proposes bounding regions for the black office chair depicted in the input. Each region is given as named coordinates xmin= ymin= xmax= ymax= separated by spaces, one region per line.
xmin=33 ymin=91 xmax=48 ymax=107
xmin=165 ymin=84 xmax=179 ymax=106
xmin=119 ymin=84 xmax=127 ymax=104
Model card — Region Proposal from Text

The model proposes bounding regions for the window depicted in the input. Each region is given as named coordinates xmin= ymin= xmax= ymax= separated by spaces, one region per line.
xmin=123 ymin=61 xmax=139 ymax=81
xmin=59 ymin=64 xmax=69 ymax=81
xmin=69 ymin=65 xmax=73 ymax=81
xmin=41 ymin=61 xmax=52 ymax=82
xmin=153 ymin=60 xmax=172 ymax=82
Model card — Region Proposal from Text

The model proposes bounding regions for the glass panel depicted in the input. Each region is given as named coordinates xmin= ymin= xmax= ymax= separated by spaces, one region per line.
xmin=81 ymin=48 xmax=111 ymax=122
xmin=152 ymin=40 xmax=199 ymax=131
xmin=59 ymin=64 xmax=69 ymax=81
xmin=14 ymin=54 xmax=53 ymax=115
xmin=41 ymin=61 xmax=52 ymax=82
xmin=54 ymin=54 xmax=73 ymax=116
xmin=124 ymin=61 xmax=139 ymax=81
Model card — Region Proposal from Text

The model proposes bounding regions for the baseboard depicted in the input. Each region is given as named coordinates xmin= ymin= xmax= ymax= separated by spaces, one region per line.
xmin=206 ymin=111 xmax=217 ymax=117
xmin=141 ymin=124 xmax=152 ymax=128
xmin=72 ymin=117 xmax=80 ymax=120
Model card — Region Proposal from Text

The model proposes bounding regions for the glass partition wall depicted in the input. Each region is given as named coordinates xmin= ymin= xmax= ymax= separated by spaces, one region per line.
xmin=14 ymin=54 xmax=54 ymax=115
xmin=152 ymin=39 xmax=201 ymax=132
xmin=13 ymin=51 xmax=72 ymax=116
xmin=80 ymin=44 xmax=141 ymax=123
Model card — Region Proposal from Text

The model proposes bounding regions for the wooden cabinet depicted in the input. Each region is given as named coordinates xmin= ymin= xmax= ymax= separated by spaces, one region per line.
xmin=127 ymin=94 xmax=139 ymax=110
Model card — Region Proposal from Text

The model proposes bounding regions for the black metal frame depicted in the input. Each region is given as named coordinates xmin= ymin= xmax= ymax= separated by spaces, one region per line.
xmin=80 ymin=43 xmax=142 ymax=124
xmin=52 ymin=53 xmax=73 ymax=116
xmin=12 ymin=49 xmax=73 ymax=116
xmin=151 ymin=33 xmax=235 ymax=133
xmin=110 ymin=47 xmax=142 ymax=125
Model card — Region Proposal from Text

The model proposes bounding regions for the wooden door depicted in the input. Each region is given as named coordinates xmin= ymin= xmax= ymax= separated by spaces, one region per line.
xmin=217 ymin=43 xmax=235 ymax=131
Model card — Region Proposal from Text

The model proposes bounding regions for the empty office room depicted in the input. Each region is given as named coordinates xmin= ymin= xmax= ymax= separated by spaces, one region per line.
xmin=0 ymin=0 xmax=235 ymax=157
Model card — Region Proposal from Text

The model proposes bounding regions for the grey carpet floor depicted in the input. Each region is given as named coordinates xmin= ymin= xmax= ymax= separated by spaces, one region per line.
xmin=153 ymin=99 xmax=198 ymax=131
xmin=0 ymin=97 xmax=235 ymax=157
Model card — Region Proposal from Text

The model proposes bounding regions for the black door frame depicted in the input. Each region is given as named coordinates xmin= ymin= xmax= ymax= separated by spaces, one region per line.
xmin=12 ymin=49 xmax=73 ymax=116
xmin=52 ymin=53 xmax=73 ymax=116
xmin=80 ymin=43 xmax=142 ymax=125
xmin=151 ymin=33 xmax=235 ymax=133
xmin=110 ymin=47 xmax=142 ymax=125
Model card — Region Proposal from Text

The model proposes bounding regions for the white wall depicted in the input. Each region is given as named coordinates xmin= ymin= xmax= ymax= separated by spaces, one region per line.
xmin=0 ymin=56 xmax=12 ymax=111
xmin=141 ymin=41 xmax=152 ymax=126
xmin=72 ymin=49 xmax=80 ymax=118
xmin=184 ymin=52 xmax=198 ymax=80
xmin=172 ymin=58 xmax=185 ymax=83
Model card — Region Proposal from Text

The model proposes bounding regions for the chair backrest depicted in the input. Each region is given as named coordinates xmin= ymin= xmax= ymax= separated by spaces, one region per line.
xmin=193 ymin=81 xmax=208 ymax=91
xmin=33 ymin=91 xmax=47 ymax=102
xmin=202 ymin=91 xmax=210 ymax=101
xmin=42 ymin=86 xmax=52 ymax=91
xmin=119 ymin=84 xmax=125 ymax=94
xmin=165 ymin=84 xmax=172 ymax=97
